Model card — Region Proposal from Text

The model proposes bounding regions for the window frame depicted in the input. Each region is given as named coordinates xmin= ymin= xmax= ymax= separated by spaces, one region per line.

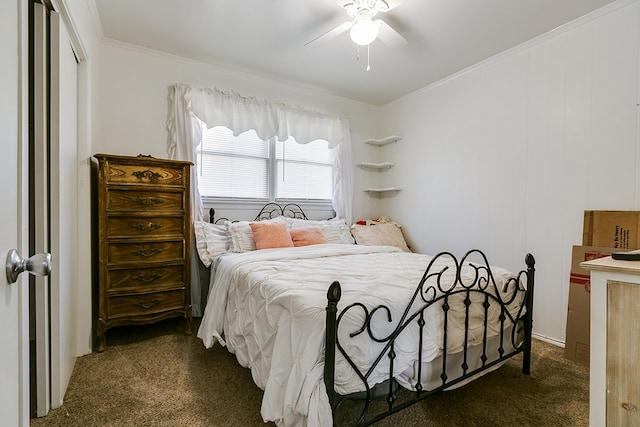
xmin=197 ymin=126 xmax=334 ymax=211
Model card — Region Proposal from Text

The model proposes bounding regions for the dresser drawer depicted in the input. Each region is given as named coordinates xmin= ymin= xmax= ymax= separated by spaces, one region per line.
xmin=107 ymin=216 xmax=185 ymax=238
xmin=107 ymin=265 xmax=185 ymax=292
xmin=107 ymin=240 xmax=184 ymax=264
xmin=107 ymin=289 xmax=185 ymax=319
xmin=105 ymin=162 xmax=186 ymax=187
xmin=107 ymin=190 xmax=185 ymax=212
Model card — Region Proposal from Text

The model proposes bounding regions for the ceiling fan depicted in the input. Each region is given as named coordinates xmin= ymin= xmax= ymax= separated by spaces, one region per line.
xmin=305 ymin=0 xmax=407 ymax=49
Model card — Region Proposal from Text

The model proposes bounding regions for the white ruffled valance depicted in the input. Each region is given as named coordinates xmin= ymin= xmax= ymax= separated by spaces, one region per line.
xmin=189 ymin=87 xmax=278 ymax=142
xmin=189 ymin=86 xmax=345 ymax=148
xmin=167 ymin=83 xmax=353 ymax=222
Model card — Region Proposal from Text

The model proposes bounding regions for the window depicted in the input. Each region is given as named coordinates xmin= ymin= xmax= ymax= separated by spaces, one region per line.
xmin=196 ymin=125 xmax=335 ymax=202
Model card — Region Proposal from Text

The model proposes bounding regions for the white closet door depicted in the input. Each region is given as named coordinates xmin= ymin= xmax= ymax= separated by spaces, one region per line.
xmin=32 ymin=5 xmax=79 ymax=415
xmin=32 ymin=2 xmax=51 ymax=417
xmin=49 ymin=9 xmax=79 ymax=409
xmin=0 ymin=0 xmax=28 ymax=425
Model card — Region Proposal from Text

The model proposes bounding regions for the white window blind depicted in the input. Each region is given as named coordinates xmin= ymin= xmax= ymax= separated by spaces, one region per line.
xmin=197 ymin=125 xmax=334 ymax=201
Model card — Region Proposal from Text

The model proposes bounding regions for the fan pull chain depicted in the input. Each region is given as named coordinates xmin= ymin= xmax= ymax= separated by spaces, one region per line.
xmin=355 ymin=44 xmax=372 ymax=71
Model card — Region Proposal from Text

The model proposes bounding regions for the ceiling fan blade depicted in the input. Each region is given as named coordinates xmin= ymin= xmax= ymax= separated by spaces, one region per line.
xmin=305 ymin=20 xmax=353 ymax=47
xmin=375 ymin=19 xmax=407 ymax=48
xmin=341 ymin=0 xmax=404 ymax=13
xmin=382 ymin=0 xmax=405 ymax=12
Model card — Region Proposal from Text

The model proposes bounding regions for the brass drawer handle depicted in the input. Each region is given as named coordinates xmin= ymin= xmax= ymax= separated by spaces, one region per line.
xmin=132 ymin=273 xmax=163 ymax=283
xmin=134 ymin=297 xmax=162 ymax=310
xmin=132 ymin=170 xmax=162 ymax=182
xmin=135 ymin=196 xmax=164 ymax=206
xmin=132 ymin=222 xmax=162 ymax=232
xmin=133 ymin=248 xmax=163 ymax=257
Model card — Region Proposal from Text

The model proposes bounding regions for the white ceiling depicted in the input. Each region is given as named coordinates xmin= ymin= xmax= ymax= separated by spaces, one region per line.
xmin=93 ymin=0 xmax=616 ymax=106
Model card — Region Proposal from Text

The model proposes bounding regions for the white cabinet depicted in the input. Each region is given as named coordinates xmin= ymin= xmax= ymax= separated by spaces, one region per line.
xmin=580 ymin=256 xmax=640 ymax=427
xmin=360 ymin=136 xmax=401 ymax=195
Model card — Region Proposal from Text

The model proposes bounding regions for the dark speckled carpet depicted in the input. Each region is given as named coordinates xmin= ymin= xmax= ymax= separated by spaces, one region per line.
xmin=30 ymin=318 xmax=588 ymax=427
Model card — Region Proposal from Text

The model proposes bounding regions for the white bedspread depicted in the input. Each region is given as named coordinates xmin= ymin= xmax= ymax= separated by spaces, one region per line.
xmin=197 ymin=244 xmax=523 ymax=427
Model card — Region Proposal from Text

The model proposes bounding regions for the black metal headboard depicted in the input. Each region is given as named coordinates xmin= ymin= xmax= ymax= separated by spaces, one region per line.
xmin=209 ymin=202 xmax=308 ymax=224
xmin=208 ymin=209 xmax=229 ymax=224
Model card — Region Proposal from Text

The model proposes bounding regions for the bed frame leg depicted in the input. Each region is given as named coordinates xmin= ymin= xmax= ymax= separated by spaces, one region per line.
xmin=522 ymin=253 xmax=536 ymax=375
xmin=325 ymin=281 xmax=341 ymax=418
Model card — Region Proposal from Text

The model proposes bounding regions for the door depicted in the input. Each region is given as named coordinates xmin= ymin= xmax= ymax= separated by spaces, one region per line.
xmin=49 ymin=9 xmax=79 ymax=408
xmin=31 ymin=2 xmax=50 ymax=416
xmin=1 ymin=1 xmax=80 ymax=424
xmin=31 ymin=3 xmax=79 ymax=415
xmin=1 ymin=0 xmax=29 ymax=425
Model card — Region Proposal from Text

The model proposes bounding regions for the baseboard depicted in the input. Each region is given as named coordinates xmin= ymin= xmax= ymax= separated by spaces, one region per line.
xmin=532 ymin=333 xmax=565 ymax=348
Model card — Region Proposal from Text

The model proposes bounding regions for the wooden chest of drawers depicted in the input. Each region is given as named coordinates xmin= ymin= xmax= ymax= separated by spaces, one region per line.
xmin=94 ymin=154 xmax=192 ymax=351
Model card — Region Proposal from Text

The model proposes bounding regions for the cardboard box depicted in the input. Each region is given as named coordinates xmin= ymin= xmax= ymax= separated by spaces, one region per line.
xmin=564 ymin=245 xmax=616 ymax=366
xmin=582 ymin=210 xmax=640 ymax=249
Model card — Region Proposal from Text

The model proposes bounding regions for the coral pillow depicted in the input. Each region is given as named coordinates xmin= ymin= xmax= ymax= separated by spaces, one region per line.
xmin=290 ymin=226 xmax=327 ymax=247
xmin=249 ymin=221 xmax=294 ymax=249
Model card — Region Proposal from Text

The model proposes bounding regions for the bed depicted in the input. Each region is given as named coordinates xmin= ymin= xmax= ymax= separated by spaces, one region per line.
xmin=195 ymin=204 xmax=535 ymax=426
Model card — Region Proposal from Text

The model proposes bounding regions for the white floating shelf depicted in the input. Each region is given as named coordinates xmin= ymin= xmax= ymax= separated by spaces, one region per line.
xmin=363 ymin=187 xmax=402 ymax=194
xmin=357 ymin=162 xmax=395 ymax=170
xmin=363 ymin=135 xmax=402 ymax=146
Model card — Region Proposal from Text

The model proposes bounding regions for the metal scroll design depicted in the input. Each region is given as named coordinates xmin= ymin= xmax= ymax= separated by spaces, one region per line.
xmin=208 ymin=203 xmax=310 ymax=224
xmin=132 ymin=170 xmax=163 ymax=182
xmin=254 ymin=202 xmax=308 ymax=221
xmin=209 ymin=208 xmax=231 ymax=225
xmin=324 ymin=250 xmax=536 ymax=426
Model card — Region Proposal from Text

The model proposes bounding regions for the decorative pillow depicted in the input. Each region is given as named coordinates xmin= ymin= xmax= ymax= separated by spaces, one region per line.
xmin=289 ymin=226 xmax=327 ymax=247
xmin=350 ymin=223 xmax=411 ymax=252
xmin=228 ymin=217 xmax=287 ymax=252
xmin=286 ymin=217 xmax=355 ymax=245
xmin=227 ymin=221 xmax=256 ymax=252
xmin=250 ymin=221 xmax=294 ymax=249
xmin=193 ymin=221 xmax=229 ymax=267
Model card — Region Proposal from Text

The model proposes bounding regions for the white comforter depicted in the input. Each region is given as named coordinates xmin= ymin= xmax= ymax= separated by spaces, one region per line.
xmin=197 ymin=244 xmax=522 ymax=427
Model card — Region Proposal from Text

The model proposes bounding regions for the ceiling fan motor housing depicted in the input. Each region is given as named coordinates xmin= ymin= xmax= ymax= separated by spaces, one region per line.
xmin=344 ymin=0 xmax=390 ymax=19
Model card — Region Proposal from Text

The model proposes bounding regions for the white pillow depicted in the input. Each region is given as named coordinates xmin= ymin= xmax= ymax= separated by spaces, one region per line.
xmin=228 ymin=217 xmax=287 ymax=252
xmin=350 ymin=223 xmax=411 ymax=252
xmin=286 ymin=217 xmax=355 ymax=245
xmin=193 ymin=221 xmax=229 ymax=267
xmin=227 ymin=221 xmax=256 ymax=253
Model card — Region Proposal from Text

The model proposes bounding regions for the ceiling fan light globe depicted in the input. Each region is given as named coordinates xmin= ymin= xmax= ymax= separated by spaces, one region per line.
xmin=350 ymin=19 xmax=378 ymax=45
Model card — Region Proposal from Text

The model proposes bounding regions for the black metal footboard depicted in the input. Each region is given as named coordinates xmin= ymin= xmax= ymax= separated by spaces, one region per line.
xmin=324 ymin=250 xmax=536 ymax=426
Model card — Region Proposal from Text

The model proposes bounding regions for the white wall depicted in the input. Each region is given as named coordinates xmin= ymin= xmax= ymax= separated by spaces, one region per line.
xmin=379 ymin=0 xmax=640 ymax=343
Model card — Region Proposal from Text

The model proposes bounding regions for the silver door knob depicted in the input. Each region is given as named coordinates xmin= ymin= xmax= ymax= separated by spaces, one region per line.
xmin=5 ymin=249 xmax=52 ymax=284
